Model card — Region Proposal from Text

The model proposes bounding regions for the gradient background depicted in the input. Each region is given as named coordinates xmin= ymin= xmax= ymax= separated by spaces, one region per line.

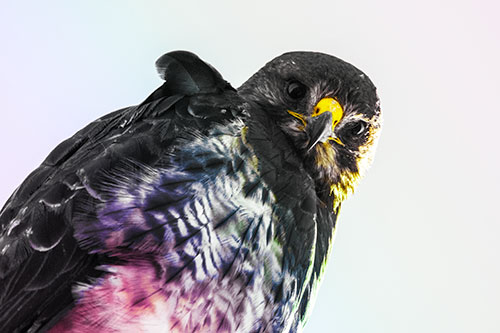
xmin=1 ymin=1 xmax=499 ymax=332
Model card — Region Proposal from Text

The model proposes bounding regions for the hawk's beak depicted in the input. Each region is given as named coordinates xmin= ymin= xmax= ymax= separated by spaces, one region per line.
xmin=305 ymin=97 xmax=344 ymax=151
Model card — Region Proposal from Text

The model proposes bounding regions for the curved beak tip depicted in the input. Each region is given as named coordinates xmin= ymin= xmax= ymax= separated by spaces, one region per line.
xmin=306 ymin=112 xmax=334 ymax=151
xmin=305 ymin=97 xmax=344 ymax=150
xmin=288 ymin=98 xmax=344 ymax=151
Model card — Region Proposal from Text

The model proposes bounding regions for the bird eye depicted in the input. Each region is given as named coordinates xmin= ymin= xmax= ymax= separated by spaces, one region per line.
xmin=342 ymin=121 xmax=368 ymax=140
xmin=286 ymin=81 xmax=307 ymax=100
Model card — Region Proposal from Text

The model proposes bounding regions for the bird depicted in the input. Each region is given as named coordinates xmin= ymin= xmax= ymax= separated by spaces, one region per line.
xmin=0 ymin=50 xmax=381 ymax=332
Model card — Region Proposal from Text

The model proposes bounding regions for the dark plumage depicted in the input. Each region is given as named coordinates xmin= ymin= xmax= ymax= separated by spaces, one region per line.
xmin=0 ymin=50 xmax=381 ymax=332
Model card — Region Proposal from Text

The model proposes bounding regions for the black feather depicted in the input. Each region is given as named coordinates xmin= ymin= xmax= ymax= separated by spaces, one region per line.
xmin=142 ymin=50 xmax=233 ymax=104
xmin=0 ymin=50 xmax=381 ymax=332
xmin=0 ymin=50 xmax=240 ymax=331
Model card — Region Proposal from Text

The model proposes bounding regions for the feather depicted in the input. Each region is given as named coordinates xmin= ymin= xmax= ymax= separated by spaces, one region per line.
xmin=0 ymin=50 xmax=381 ymax=332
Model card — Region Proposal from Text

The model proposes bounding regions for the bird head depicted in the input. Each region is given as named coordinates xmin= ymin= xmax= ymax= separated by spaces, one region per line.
xmin=238 ymin=52 xmax=381 ymax=206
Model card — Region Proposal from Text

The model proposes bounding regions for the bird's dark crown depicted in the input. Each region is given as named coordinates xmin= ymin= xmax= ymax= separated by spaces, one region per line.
xmin=238 ymin=51 xmax=381 ymax=206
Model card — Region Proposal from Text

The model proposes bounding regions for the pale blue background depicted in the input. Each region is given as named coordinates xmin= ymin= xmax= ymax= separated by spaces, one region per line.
xmin=1 ymin=1 xmax=499 ymax=332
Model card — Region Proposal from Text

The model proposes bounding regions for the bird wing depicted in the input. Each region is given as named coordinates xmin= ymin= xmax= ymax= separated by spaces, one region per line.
xmin=0 ymin=51 xmax=244 ymax=331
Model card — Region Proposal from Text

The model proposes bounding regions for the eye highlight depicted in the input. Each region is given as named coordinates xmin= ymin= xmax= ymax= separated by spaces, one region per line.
xmin=286 ymin=81 xmax=307 ymax=100
xmin=348 ymin=121 xmax=366 ymax=136
xmin=340 ymin=120 xmax=368 ymax=142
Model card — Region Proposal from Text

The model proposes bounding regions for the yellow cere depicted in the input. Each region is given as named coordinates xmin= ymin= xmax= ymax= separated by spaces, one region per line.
xmin=312 ymin=97 xmax=343 ymax=125
xmin=312 ymin=97 xmax=344 ymax=146
xmin=287 ymin=98 xmax=345 ymax=145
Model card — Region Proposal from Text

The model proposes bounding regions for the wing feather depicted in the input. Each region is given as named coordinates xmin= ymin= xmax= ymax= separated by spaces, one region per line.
xmin=0 ymin=50 xmax=238 ymax=331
